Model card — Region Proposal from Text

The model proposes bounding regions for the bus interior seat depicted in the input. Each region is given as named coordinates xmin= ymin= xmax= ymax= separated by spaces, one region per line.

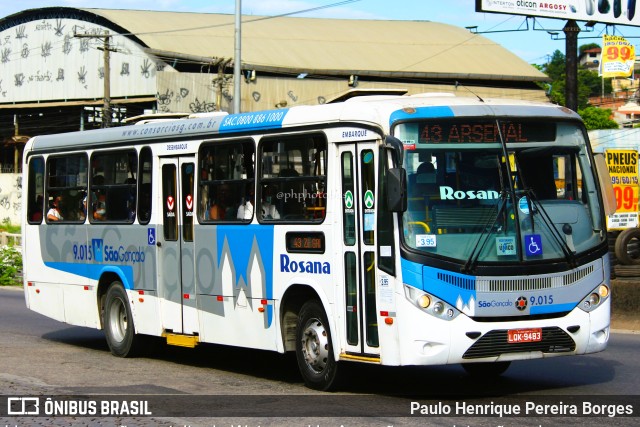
xmin=278 ymin=168 xmax=299 ymax=177
xmin=432 ymin=203 xmax=498 ymax=233
xmin=106 ymin=187 xmax=129 ymax=221
xmin=408 ymin=162 xmax=437 ymax=222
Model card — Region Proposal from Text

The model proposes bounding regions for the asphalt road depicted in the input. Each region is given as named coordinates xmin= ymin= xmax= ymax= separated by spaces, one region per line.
xmin=1 ymin=286 xmax=639 ymax=427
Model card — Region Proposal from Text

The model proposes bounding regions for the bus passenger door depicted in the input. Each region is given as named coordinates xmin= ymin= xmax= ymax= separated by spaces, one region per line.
xmin=158 ymin=157 xmax=198 ymax=335
xmin=338 ymin=143 xmax=380 ymax=358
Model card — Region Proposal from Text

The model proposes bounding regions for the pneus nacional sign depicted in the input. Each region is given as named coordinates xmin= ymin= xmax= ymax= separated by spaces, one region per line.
xmin=477 ymin=0 xmax=640 ymax=27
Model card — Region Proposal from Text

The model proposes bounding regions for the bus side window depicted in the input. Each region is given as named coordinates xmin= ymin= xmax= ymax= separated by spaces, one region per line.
xmin=198 ymin=140 xmax=255 ymax=223
xmin=46 ymin=154 xmax=88 ymax=223
xmin=27 ymin=156 xmax=45 ymax=224
xmin=258 ymin=134 xmax=327 ymax=223
xmin=138 ymin=147 xmax=153 ymax=224
xmin=90 ymin=149 xmax=137 ymax=223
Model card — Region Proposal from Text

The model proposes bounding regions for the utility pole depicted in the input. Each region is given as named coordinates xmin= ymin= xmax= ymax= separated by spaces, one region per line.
xmin=563 ymin=20 xmax=580 ymax=112
xmin=233 ymin=0 xmax=242 ymax=114
xmin=213 ymin=59 xmax=233 ymax=111
xmin=75 ymin=30 xmax=117 ymax=128
xmin=13 ymin=114 xmax=18 ymax=173
xmin=102 ymin=31 xmax=112 ymax=128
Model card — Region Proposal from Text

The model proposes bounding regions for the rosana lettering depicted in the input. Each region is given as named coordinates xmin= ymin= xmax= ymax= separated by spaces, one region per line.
xmin=280 ymin=254 xmax=330 ymax=274
xmin=439 ymin=185 xmax=500 ymax=200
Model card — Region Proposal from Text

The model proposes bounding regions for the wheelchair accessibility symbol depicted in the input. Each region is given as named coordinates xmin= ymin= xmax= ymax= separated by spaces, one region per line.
xmin=148 ymin=228 xmax=156 ymax=246
xmin=525 ymin=234 xmax=542 ymax=257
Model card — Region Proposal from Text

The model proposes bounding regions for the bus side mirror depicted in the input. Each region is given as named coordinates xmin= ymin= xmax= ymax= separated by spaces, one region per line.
xmin=387 ymin=168 xmax=407 ymax=212
xmin=594 ymin=153 xmax=617 ymax=216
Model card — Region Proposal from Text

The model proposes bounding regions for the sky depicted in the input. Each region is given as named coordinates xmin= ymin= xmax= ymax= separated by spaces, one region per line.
xmin=3 ymin=0 xmax=640 ymax=66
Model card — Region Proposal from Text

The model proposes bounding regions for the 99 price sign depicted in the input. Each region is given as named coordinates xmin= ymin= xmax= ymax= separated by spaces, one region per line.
xmin=602 ymin=35 xmax=635 ymax=78
xmin=614 ymin=185 xmax=639 ymax=213
xmin=606 ymin=149 xmax=639 ymax=216
xmin=605 ymin=45 xmax=634 ymax=62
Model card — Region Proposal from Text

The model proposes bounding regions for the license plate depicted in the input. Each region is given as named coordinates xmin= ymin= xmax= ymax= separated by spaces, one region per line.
xmin=508 ymin=328 xmax=542 ymax=343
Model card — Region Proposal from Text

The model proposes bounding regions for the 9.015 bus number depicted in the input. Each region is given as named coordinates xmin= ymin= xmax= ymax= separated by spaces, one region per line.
xmin=73 ymin=244 xmax=93 ymax=261
xmin=530 ymin=295 xmax=553 ymax=306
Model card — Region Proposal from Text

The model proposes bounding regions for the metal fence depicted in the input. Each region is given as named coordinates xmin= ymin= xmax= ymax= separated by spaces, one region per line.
xmin=0 ymin=232 xmax=21 ymax=247
xmin=0 ymin=164 xmax=21 ymax=173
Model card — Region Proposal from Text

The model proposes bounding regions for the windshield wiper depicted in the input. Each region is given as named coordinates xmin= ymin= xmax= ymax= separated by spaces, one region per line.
xmin=461 ymin=192 xmax=508 ymax=274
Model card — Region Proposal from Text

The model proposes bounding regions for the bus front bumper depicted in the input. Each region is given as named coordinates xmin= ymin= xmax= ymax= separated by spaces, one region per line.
xmin=394 ymin=296 xmax=610 ymax=366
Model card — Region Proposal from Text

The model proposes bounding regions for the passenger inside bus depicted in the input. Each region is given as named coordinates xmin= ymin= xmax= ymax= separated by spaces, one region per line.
xmin=260 ymin=185 xmax=280 ymax=220
xmin=236 ymin=186 xmax=254 ymax=220
xmin=47 ymin=196 xmax=64 ymax=221
xmin=93 ymin=194 xmax=107 ymax=220
xmin=79 ymin=192 xmax=87 ymax=221
xmin=91 ymin=174 xmax=106 ymax=221
xmin=209 ymin=185 xmax=233 ymax=220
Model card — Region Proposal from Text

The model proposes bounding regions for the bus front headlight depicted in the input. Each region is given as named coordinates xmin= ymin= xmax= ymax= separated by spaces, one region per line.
xmin=579 ymin=284 xmax=610 ymax=312
xmin=404 ymin=285 xmax=459 ymax=321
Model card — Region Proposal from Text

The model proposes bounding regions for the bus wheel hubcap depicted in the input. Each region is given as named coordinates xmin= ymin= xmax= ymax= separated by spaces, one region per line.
xmin=109 ymin=297 xmax=128 ymax=343
xmin=301 ymin=319 xmax=329 ymax=373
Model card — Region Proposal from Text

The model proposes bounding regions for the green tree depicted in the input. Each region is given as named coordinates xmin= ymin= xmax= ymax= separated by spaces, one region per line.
xmin=580 ymin=68 xmax=612 ymax=98
xmin=543 ymin=49 xmax=566 ymax=81
xmin=541 ymin=44 xmax=619 ymax=129
xmin=578 ymin=106 xmax=619 ymax=130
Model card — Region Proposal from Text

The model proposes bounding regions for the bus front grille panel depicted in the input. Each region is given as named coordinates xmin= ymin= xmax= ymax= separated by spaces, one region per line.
xmin=437 ymin=272 xmax=476 ymax=291
xmin=462 ymin=327 xmax=575 ymax=359
xmin=477 ymin=263 xmax=596 ymax=292
xmin=484 ymin=277 xmax=552 ymax=292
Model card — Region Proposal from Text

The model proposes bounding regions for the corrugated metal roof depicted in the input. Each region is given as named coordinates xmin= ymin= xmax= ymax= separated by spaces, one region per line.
xmin=81 ymin=8 xmax=547 ymax=82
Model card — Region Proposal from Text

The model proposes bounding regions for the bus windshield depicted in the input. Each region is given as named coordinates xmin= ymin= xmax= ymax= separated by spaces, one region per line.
xmin=396 ymin=118 xmax=605 ymax=266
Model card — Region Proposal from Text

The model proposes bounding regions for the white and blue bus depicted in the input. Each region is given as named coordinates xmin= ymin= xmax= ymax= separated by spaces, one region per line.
xmin=22 ymin=94 xmax=616 ymax=390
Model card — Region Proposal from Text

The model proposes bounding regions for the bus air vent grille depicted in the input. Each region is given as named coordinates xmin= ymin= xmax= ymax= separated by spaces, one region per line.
xmin=478 ymin=263 xmax=595 ymax=292
xmin=462 ymin=327 xmax=575 ymax=359
xmin=437 ymin=272 xmax=476 ymax=290
xmin=483 ymin=277 xmax=552 ymax=292
xmin=562 ymin=264 xmax=594 ymax=286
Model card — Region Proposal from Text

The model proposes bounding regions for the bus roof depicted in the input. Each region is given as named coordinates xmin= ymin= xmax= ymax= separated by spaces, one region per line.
xmin=26 ymin=94 xmax=580 ymax=152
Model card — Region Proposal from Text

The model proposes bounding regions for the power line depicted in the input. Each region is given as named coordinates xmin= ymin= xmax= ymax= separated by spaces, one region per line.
xmin=109 ymin=0 xmax=362 ymax=38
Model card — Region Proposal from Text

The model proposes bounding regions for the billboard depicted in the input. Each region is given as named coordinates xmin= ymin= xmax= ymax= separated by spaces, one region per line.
xmin=600 ymin=34 xmax=635 ymax=77
xmin=606 ymin=149 xmax=639 ymax=230
xmin=476 ymin=0 xmax=640 ymax=27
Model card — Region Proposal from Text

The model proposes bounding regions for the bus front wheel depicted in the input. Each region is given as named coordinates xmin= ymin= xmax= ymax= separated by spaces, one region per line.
xmin=104 ymin=282 xmax=141 ymax=357
xmin=295 ymin=301 xmax=341 ymax=391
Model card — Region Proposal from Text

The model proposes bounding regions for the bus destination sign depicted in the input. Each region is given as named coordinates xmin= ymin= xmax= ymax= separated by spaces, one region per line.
xmin=418 ymin=120 xmax=556 ymax=144
xmin=285 ymin=232 xmax=325 ymax=254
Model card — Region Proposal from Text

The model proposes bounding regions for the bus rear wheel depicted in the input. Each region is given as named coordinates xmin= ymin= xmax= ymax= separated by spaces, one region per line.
xmin=462 ymin=361 xmax=511 ymax=377
xmin=295 ymin=301 xmax=341 ymax=391
xmin=104 ymin=282 xmax=141 ymax=357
